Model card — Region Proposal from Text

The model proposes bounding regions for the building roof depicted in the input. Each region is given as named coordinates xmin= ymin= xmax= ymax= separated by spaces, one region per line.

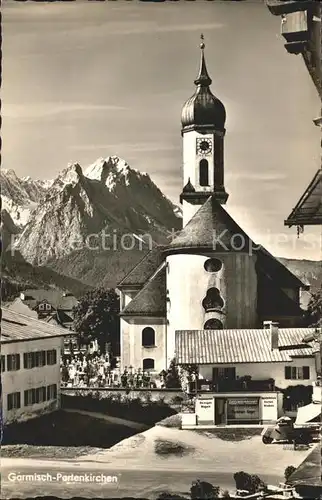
xmin=20 ymin=289 xmax=78 ymax=311
xmin=285 ymin=169 xmax=322 ymax=227
xmin=175 ymin=328 xmax=317 ymax=365
xmin=266 ymin=1 xmax=314 ymax=16
xmin=120 ymin=265 xmax=166 ymax=317
xmin=256 ymin=246 xmax=308 ymax=290
xmin=46 ymin=309 xmax=74 ymax=327
xmin=288 ymin=443 xmax=322 ymax=488
xmin=1 ymin=308 xmax=73 ymax=343
xmin=117 ymin=246 xmax=165 ymax=288
xmin=166 ymin=195 xmax=253 ymax=253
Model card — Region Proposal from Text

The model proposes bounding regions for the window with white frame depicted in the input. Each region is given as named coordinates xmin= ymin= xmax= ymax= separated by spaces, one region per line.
xmin=7 ymin=392 xmax=21 ymax=411
xmin=7 ymin=354 xmax=20 ymax=371
xmin=24 ymin=389 xmax=34 ymax=406
xmin=285 ymin=366 xmax=310 ymax=380
xmin=47 ymin=384 xmax=57 ymax=400
xmin=46 ymin=350 xmax=57 ymax=365
xmin=142 ymin=327 xmax=155 ymax=347
xmin=143 ymin=358 xmax=155 ymax=370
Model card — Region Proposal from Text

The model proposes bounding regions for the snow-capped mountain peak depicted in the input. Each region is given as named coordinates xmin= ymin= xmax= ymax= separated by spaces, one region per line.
xmin=51 ymin=163 xmax=83 ymax=192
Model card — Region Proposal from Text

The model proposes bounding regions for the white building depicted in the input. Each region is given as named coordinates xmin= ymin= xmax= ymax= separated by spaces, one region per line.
xmin=117 ymin=37 xmax=309 ymax=374
xmin=1 ymin=308 xmax=71 ymax=426
xmin=175 ymin=322 xmax=319 ymax=426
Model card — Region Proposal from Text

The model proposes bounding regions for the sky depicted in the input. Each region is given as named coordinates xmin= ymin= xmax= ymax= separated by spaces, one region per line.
xmin=2 ymin=0 xmax=321 ymax=260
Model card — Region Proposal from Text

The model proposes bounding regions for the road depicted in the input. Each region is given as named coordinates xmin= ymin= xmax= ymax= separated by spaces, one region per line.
xmin=2 ymin=459 xmax=285 ymax=498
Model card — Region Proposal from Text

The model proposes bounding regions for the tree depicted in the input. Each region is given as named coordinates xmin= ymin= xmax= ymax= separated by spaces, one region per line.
xmin=233 ymin=471 xmax=266 ymax=494
xmin=305 ymin=285 xmax=322 ymax=327
xmin=190 ymin=480 xmax=220 ymax=499
xmin=284 ymin=465 xmax=296 ymax=482
xmin=164 ymin=358 xmax=182 ymax=389
xmin=73 ymin=287 xmax=120 ymax=357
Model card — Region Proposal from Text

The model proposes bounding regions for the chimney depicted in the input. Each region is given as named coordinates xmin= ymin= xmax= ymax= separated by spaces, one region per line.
xmin=263 ymin=321 xmax=279 ymax=350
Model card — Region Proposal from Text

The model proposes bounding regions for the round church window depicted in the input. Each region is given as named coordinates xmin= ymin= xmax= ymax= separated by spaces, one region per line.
xmin=204 ymin=258 xmax=222 ymax=273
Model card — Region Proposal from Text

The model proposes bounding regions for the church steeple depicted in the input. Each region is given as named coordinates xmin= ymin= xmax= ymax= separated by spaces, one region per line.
xmin=194 ymin=34 xmax=212 ymax=87
xmin=180 ymin=35 xmax=228 ymax=227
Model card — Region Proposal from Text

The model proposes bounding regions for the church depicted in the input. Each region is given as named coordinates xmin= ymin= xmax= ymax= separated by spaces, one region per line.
xmin=117 ymin=37 xmax=309 ymax=374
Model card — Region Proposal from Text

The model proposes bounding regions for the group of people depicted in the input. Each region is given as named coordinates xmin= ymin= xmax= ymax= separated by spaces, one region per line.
xmin=60 ymin=353 xmax=160 ymax=388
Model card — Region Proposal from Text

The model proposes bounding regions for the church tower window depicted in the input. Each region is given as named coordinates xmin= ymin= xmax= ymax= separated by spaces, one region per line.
xmin=204 ymin=258 xmax=222 ymax=273
xmin=204 ymin=318 xmax=223 ymax=330
xmin=202 ymin=287 xmax=224 ymax=312
xmin=142 ymin=327 xmax=155 ymax=347
xmin=199 ymin=159 xmax=209 ymax=186
xmin=143 ymin=358 xmax=155 ymax=370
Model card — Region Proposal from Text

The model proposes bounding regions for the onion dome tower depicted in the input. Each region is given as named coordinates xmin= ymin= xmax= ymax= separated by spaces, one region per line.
xmin=180 ymin=35 xmax=228 ymax=226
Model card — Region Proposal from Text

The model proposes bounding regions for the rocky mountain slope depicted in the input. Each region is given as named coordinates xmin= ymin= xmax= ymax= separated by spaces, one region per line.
xmin=1 ymin=169 xmax=51 ymax=228
xmin=278 ymin=257 xmax=322 ymax=294
xmin=2 ymin=251 xmax=91 ymax=302
xmin=13 ymin=156 xmax=182 ymax=266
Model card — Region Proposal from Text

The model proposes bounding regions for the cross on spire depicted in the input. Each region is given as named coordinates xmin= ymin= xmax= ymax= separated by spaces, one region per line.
xmin=194 ymin=34 xmax=211 ymax=87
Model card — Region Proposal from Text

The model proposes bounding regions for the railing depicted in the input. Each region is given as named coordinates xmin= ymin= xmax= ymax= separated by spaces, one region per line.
xmin=215 ymin=379 xmax=275 ymax=393
xmin=190 ymin=378 xmax=276 ymax=393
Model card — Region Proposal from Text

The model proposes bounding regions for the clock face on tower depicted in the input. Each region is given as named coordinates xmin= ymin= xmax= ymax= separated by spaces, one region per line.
xmin=196 ymin=138 xmax=212 ymax=156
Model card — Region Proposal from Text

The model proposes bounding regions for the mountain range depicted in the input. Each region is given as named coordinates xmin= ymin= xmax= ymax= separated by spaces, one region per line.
xmin=1 ymin=158 xmax=321 ymax=300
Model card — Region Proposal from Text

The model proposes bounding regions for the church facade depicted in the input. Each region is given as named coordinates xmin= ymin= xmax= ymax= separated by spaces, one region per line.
xmin=117 ymin=38 xmax=308 ymax=374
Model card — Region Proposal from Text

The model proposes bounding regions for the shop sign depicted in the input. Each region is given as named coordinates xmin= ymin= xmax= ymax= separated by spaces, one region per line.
xmin=227 ymin=398 xmax=259 ymax=421
xmin=196 ymin=396 xmax=215 ymax=422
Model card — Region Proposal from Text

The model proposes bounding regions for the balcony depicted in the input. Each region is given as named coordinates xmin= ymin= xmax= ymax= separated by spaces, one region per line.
xmin=190 ymin=377 xmax=276 ymax=393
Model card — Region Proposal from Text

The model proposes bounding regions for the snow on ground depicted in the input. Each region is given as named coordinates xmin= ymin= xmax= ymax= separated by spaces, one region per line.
xmin=81 ymin=425 xmax=313 ymax=476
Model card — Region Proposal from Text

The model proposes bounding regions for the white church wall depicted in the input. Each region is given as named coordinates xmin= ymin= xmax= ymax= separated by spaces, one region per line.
xmin=166 ymin=251 xmax=258 ymax=366
xmin=166 ymin=253 xmax=211 ymax=366
xmin=124 ymin=320 xmax=166 ymax=372
xmin=120 ymin=317 xmax=131 ymax=370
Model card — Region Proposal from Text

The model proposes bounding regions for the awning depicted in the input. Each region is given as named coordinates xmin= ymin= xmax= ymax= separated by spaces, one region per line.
xmin=285 ymin=169 xmax=322 ymax=227
xmin=295 ymin=403 xmax=321 ymax=425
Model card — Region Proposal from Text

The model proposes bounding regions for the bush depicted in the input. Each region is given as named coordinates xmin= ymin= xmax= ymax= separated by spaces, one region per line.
xmin=233 ymin=471 xmax=266 ymax=494
xmin=156 ymin=493 xmax=186 ymax=500
xmin=284 ymin=465 xmax=297 ymax=482
xmin=164 ymin=359 xmax=182 ymax=389
xmin=154 ymin=439 xmax=194 ymax=457
xmin=190 ymin=480 xmax=220 ymax=499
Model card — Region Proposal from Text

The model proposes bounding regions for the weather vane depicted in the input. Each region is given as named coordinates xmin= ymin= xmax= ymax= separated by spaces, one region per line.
xmin=200 ymin=33 xmax=205 ymax=50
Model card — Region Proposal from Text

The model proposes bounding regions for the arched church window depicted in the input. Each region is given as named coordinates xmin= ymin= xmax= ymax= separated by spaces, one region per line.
xmin=143 ymin=358 xmax=155 ymax=370
xmin=199 ymin=159 xmax=209 ymax=186
xmin=202 ymin=287 xmax=224 ymax=312
xmin=142 ymin=327 xmax=155 ymax=347
xmin=204 ymin=319 xmax=223 ymax=330
xmin=204 ymin=258 xmax=222 ymax=273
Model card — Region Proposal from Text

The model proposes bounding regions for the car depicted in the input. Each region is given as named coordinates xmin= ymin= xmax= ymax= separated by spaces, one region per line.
xmin=262 ymin=417 xmax=320 ymax=445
